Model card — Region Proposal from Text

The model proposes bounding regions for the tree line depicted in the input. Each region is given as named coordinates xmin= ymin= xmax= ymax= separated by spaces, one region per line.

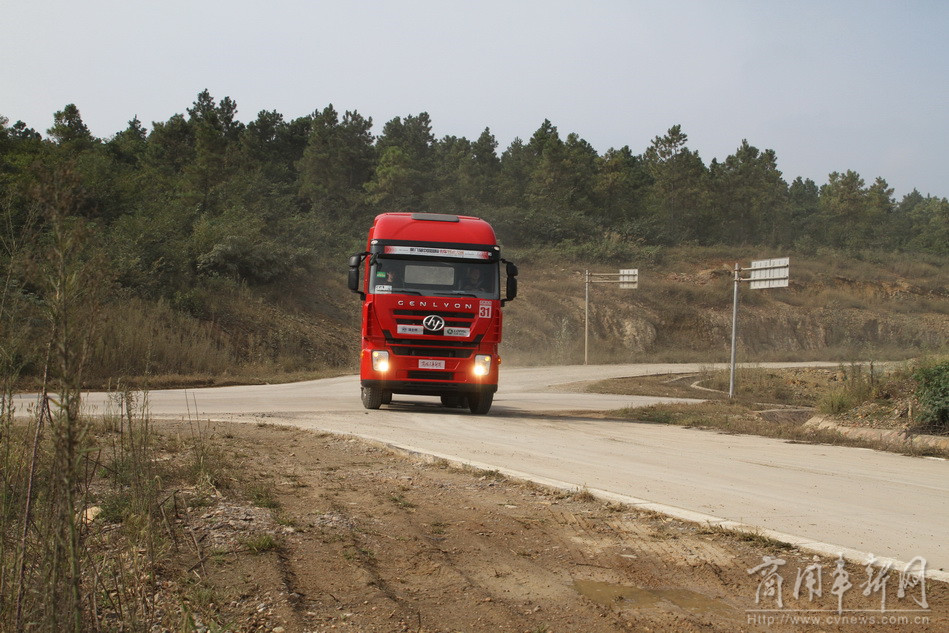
xmin=1 ymin=90 xmax=946 ymax=299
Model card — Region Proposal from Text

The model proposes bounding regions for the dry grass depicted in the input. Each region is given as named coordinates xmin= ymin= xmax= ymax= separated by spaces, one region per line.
xmin=606 ymin=362 xmax=949 ymax=458
xmin=0 ymin=391 xmax=248 ymax=631
xmin=591 ymin=366 xmax=835 ymax=407
xmin=697 ymin=523 xmax=797 ymax=551
xmin=618 ymin=400 xmax=898 ymax=451
xmin=570 ymin=486 xmax=598 ymax=503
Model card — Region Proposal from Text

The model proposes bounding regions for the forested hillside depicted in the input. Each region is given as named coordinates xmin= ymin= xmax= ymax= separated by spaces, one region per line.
xmin=1 ymin=91 xmax=947 ymax=385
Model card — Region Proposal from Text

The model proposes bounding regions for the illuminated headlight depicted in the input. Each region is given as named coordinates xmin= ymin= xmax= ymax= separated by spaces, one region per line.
xmin=473 ymin=354 xmax=492 ymax=377
xmin=371 ymin=350 xmax=390 ymax=372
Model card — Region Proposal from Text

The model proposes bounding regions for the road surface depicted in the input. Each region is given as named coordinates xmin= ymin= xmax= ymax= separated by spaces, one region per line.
xmin=70 ymin=362 xmax=947 ymax=576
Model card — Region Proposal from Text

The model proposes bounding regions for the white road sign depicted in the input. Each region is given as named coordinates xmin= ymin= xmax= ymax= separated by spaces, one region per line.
xmin=619 ymin=268 xmax=639 ymax=289
xmin=748 ymin=257 xmax=789 ymax=289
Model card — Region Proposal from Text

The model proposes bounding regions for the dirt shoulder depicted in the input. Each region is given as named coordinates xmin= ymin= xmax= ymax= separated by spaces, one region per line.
xmin=143 ymin=419 xmax=946 ymax=632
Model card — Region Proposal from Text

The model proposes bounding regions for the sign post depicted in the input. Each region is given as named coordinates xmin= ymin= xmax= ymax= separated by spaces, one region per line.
xmin=584 ymin=269 xmax=639 ymax=365
xmin=729 ymin=257 xmax=789 ymax=397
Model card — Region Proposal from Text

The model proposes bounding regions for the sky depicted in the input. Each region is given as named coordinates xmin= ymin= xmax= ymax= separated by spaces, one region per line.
xmin=2 ymin=0 xmax=947 ymax=198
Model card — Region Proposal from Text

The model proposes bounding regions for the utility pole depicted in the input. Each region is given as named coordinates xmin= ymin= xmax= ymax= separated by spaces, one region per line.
xmin=584 ymin=270 xmax=590 ymax=365
xmin=584 ymin=269 xmax=638 ymax=365
xmin=729 ymin=257 xmax=790 ymax=398
xmin=729 ymin=262 xmax=740 ymax=399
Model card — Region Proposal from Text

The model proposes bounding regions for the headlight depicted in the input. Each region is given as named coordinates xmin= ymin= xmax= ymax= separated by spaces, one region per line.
xmin=473 ymin=354 xmax=491 ymax=377
xmin=371 ymin=350 xmax=390 ymax=372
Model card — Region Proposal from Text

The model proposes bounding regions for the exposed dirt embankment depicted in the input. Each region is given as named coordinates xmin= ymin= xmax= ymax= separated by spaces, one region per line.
xmin=501 ymin=258 xmax=948 ymax=365
xmin=711 ymin=304 xmax=948 ymax=354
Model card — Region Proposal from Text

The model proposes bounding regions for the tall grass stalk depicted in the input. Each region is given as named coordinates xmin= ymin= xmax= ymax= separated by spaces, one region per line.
xmin=1 ymin=198 xmax=39 ymax=630
xmin=95 ymin=385 xmax=165 ymax=629
xmin=817 ymin=362 xmax=877 ymax=415
xmin=2 ymin=165 xmax=116 ymax=632
xmin=30 ymin=167 xmax=106 ymax=632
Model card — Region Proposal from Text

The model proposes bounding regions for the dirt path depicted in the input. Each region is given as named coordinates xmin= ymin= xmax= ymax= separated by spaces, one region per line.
xmin=157 ymin=419 xmax=946 ymax=632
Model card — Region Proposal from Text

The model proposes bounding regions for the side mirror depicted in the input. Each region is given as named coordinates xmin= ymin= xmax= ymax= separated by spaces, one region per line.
xmin=348 ymin=253 xmax=366 ymax=298
xmin=502 ymin=260 xmax=518 ymax=304
xmin=505 ymin=277 xmax=518 ymax=303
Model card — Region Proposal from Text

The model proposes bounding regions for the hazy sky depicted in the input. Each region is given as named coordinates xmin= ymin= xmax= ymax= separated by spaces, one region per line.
xmin=3 ymin=0 xmax=947 ymax=198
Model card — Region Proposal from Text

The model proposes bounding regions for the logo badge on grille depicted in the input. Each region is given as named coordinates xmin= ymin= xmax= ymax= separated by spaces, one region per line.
xmin=422 ymin=314 xmax=445 ymax=332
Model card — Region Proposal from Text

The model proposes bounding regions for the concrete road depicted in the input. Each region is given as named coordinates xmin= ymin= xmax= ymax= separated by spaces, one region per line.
xmin=72 ymin=362 xmax=947 ymax=575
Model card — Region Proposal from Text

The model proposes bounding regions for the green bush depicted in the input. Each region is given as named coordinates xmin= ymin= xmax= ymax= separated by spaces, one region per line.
xmin=914 ymin=361 xmax=949 ymax=431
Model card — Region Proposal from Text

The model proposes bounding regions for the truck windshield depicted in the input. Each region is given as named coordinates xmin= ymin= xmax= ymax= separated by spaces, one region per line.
xmin=370 ymin=257 xmax=499 ymax=300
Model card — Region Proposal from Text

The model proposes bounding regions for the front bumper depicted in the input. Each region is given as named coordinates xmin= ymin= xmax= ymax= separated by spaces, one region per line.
xmin=361 ymin=379 xmax=497 ymax=397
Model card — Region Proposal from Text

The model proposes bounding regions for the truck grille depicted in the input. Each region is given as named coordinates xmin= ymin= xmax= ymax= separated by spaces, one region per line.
xmin=383 ymin=331 xmax=483 ymax=359
xmin=406 ymin=371 xmax=454 ymax=381
xmin=391 ymin=346 xmax=473 ymax=358
xmin=393 ymin=309 xmax=475 ymax=330
xmin=394 ymin=309 xmax=476 ymax=319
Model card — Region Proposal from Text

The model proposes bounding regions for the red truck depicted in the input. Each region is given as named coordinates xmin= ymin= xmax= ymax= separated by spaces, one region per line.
xmin=348 ymin=212 xmax=518 ymax=414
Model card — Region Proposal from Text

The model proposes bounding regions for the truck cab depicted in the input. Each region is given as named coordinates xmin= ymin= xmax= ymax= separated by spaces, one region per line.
xmin=348 ymin=213 xmax=517 ymax=414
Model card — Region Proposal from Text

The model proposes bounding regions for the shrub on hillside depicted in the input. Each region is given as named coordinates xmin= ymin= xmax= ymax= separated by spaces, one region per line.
xmin=914 ymin=361 xmax=949 ymax=432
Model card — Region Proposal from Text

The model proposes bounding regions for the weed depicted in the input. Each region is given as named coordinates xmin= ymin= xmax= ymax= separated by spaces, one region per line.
xmin=242 ymin=533 xmax=280 ymax=554
xmin=183 ymin=578 xmax=218 ymax=609
xmin=482 ymin=469 xmax=507 ymax=481
xmin=700 ymin=523 xmax=795 ymax=551
xmin=817 ymin=388 xmax=855 ymax=415
xmin=734 ymin=529 xmax=795 ymax=551
xmin=343 ymin=546 xmax=375 ymax=562
xmin=389 ymin=493 xmax=416 ymax=509
xmin=98 ymin=490 xmax=133 ymax=524
xmin=247 ymin=483 xmax=280 ymax=510
xmin=183 ymin=417 xmax=229 ymax=493
xmin=573 ymin=486 xmax=597 ymax=503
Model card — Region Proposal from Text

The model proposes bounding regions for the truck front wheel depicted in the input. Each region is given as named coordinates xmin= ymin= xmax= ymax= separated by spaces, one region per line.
xmin=467 ymin=391 xmax=493 ymax=415
xmin=361 ymin=386 xmax=383 ymax=409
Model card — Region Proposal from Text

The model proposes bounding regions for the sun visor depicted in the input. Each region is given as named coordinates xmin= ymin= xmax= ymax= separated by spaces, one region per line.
xmin=370 ymin=240 xmax=500 ymax=262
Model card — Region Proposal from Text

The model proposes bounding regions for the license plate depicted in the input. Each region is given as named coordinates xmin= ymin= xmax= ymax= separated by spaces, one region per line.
xmin=418 ymin=359 xmax=445 ymax=370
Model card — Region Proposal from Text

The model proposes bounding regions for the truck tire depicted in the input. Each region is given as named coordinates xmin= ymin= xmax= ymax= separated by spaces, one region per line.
xmin=361 ymin=386 xmax=383 ymax=409
xmin=467 ymin=391 xmax=493 ymax=415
